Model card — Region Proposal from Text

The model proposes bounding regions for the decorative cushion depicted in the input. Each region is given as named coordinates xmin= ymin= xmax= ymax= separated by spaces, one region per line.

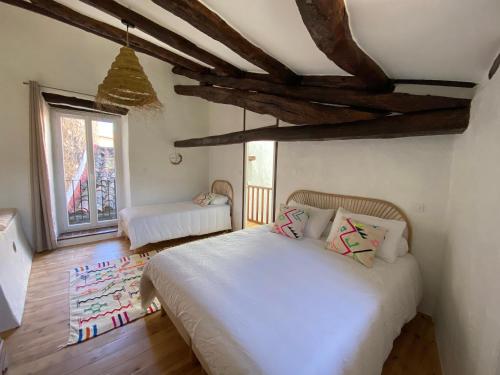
xmin=330 ymin=207 xmax=407 ymax=263
xmin=326 ymin=217 xmax=386 ymax=267
xmin=210 ymin=194 xmax=229 ymax=205
xmin=288 ymin=200 xmax=335 ymax=239
xmin=272 ymin=205 xmax=309 ymax=239
xmin=192 ymin=192 xmax=215 ymax=206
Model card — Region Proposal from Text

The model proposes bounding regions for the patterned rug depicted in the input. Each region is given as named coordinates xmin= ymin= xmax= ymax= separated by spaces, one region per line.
xmin=68 ymin=251 xmax=161 ymax=345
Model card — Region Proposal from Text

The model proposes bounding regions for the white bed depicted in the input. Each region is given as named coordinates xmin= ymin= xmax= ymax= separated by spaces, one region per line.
xmin=140 ymin=191 xmax=422 ymax=375
xmin=118 ymin=180 xmax=233 ymax=250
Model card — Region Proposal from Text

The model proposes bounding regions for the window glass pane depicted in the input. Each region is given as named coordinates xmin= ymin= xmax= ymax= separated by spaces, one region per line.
xmin=92 ymin=121 xmax=117 ymax=222
xmin=61 ymin=117 xmax=90 ymax=225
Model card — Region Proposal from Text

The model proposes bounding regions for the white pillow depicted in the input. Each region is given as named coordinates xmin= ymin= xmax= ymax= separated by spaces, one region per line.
xmin=397 ymin=237 xmax=409 ymax=256
xmin=289 ymin=200 xmax=335 ymax=239
xmin=330 ymin=207 xmax=407 ymax=263
xmin=210 ymin=194 xmax=229 ymax=205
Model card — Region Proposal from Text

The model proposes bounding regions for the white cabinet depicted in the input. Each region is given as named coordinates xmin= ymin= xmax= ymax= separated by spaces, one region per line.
xmin=0 ymin=210 xmax=33 ymax=332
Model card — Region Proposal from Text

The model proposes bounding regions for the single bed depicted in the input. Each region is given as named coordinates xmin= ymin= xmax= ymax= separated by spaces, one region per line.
xmin=119 ymin=180 xmax=233 ymax=250
xmin=140 ymin=190 xmax=422 ymax=375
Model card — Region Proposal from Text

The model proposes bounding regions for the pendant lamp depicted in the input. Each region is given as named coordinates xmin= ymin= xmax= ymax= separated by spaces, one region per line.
xmin=96 ymin=20 xmax=162 ymax=110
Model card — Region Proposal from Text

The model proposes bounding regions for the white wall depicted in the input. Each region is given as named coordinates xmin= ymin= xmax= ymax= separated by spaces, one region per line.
xmin=208 ymin=104 xmax=245 ymax=229
xmin=0 ymin=4 xmax=209 ymax=245
xmin=435 ymin=73 xmax=500 ymax=375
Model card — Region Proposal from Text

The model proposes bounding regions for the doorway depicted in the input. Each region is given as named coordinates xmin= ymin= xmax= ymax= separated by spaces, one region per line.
xmin=244 ymin=141 xmax=276 ymax=228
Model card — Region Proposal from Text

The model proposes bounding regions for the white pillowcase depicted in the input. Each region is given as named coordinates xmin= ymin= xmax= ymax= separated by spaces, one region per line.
xmin=210 ymin=194 xmax=229 ymax=205
xmin=330 ymin=207 xmax=407 ymax=263
xmin=289 ymin=200 xmax=335 ymax=239
xmin=397 ymin=237 xmax=409 ymax=256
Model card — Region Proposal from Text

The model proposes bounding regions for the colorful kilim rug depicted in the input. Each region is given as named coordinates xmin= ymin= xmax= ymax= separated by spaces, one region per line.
xmin=68 ymin=251 xmax=161 ymax=345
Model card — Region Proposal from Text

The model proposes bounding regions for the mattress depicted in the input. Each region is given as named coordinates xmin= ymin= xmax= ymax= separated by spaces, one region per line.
xmin=118 ymin=201 xmax=231 ymax=250
xmin=141 ymin=225 xmax=422 ymax=375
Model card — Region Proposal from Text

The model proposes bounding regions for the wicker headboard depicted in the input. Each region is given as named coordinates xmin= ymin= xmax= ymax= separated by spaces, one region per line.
xmin=211 ymin=180 xmax=234 ymax=228
xmin=286 ymin=190 xmax=411 ymax=245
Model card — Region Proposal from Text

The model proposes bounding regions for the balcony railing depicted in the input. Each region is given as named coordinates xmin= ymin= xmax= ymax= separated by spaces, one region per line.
xmin=66 ymin=179 xmax=90 ymax=225
xmin=66 ymin=178 xmax=117 ymax=225
xmin=247 ymin=185 xmax=273 ymax=225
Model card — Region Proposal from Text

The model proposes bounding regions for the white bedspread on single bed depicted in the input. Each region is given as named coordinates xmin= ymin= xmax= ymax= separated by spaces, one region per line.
xmin=141 ymin=225 xmax=422 ymax=375
xmin=118 ymin=202 xmax=231 ymax=250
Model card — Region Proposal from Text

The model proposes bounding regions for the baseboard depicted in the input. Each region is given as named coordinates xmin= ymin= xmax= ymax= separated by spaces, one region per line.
xmin=57 ymin=231 xmax=119 ymax=248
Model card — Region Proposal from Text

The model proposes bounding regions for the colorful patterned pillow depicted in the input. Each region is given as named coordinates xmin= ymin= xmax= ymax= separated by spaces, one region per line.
xmin=326 ymin=217 xmax=386 ymax=267
xmin=192 ymin=192 xmax=215 ymax=206
xmin=272 ymin=205 xmax=309 ymax=239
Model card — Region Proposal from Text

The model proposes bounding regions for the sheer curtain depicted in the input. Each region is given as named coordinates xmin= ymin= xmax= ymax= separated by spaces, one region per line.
xmin=29 ymin=81 xmax=57 ymax=251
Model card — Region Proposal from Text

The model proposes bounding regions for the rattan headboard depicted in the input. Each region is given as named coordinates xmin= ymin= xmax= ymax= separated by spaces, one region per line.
xmin=211 ymin=180 xmax=234 ymax=229
xmin=286 ymin=190 xmax=411 ymax=245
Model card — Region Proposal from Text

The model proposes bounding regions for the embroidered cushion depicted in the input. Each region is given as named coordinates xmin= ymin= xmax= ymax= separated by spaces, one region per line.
xmin=192 ymin=192 xmax=215 ymax=206
xmin=331 ymin=207 xmax=406 ymax=263
xmin=272 ymin=205 xmax=309 ymax=239
xmin=326 ymin=217 xmax=386 ymax=267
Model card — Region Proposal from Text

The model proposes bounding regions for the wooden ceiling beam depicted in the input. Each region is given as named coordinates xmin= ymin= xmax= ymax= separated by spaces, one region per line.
xmin=244 ymin=72 xmax=373 ymax=91
xmin=152 ymin=0 xmax=298 ymax=83
xmin=173 ymin=67 xmax=470 ymax=113
xmin=242 ymin=73 xmax=476 ymax=90
xmin=1 ymin=0 xmax=206 ymax=72
xmin=175 ymin=85 xmax=383 ymax=125
xmin=174 ymin=107 xmax=470 ymax=147
xmin=80 ymin=0 xmax=241 ymax=76
xmin=42 ymin=92 xmax=128 ymax=115
xmin=296 ymin=0 xmax=392 ymax=92
xmin=488 ymin=52 xmax=500 ymax=80
xmin=392 ymin=79 xmax=476 ymax=88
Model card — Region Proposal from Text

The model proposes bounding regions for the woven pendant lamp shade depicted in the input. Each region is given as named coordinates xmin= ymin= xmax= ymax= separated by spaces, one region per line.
xmin=96 ymin=46 xmax=162 ymax=110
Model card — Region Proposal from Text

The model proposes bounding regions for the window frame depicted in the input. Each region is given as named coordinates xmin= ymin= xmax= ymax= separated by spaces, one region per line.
xmin=50 ymin=108 xmax=124 ymax=233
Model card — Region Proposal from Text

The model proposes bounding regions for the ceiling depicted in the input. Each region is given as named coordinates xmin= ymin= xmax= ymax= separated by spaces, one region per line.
xmin=57 ymin=0 xmax=500 ymax=82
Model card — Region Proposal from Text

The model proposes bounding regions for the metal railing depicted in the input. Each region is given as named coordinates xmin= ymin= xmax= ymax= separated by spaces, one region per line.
xmin=247 ymin=185 xmax=273 ymax=225
xmin=96 ymin=178 xmax=117 ymax=222
xmin=66 ymin=178 xmax=116 ymax=225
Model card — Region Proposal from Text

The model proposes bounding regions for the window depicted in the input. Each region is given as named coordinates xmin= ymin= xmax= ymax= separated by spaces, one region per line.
xmin=51 ymin=110 xmax=123 ymax=233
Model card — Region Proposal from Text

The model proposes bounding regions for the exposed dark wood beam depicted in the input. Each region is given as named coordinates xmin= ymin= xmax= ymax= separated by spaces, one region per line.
xmin=488 ymin=51 xmax=500 ymax=80
xmin=80 ymin=0 xmax=240 ymax=76
xmin=296 ymin=0 xmax=392 ymax=91
xmin=42 ymin=92 xmax=128 ymax=115
xmin=173 ymin=67 xmax=470 ymax=113
xmin=1 ymin=0 xmax=206 ymax=72
xmin=243 ymin=72 xmax=372 ymax=90
xmin=48 ymin=103 xmax=116 ymax=115
xmin=392 ymin=79 xmax=476 ymax=88
xmin=175 ymin=85 xmax=383 ymax=125
xmin=152 ymin=0 xmax=297 ymax=83
xmin=175 ymin=107 xmax=470 ymax=147
xmin=243 ymin=73 xmax=476 ymax=90
xmin=298 ymin=74 xmax=371 ymax=90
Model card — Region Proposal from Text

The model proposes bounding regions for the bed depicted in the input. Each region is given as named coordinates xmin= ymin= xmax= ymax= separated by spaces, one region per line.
xmin=140 ymin=190 xmax=422 ymax=375
xmin=119 ymin=180 xmax=233 ymax=250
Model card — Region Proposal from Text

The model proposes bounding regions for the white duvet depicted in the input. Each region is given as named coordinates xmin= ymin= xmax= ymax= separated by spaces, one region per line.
xmin=141 ymin=226 xmax=422 ymax=375
xmin=118 ymin=202 xmax=231 ymax=250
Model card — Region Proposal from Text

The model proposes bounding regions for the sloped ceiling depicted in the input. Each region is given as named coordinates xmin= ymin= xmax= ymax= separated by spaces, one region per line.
xmin=56 ymin=0 xmax=500 ymax=83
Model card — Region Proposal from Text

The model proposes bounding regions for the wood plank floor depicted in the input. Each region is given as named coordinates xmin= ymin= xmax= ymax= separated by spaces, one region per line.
xmin=1 ymin=236 xmax=442 ymax=375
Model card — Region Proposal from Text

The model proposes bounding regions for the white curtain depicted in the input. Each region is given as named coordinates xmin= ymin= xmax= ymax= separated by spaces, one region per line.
xmin=29 ymin=81 xmax=57 ymax=251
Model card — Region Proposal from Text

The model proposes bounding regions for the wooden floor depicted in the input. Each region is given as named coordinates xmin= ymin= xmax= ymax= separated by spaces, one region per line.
xmin=2 ymin=236 xmax=442 ymax=375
